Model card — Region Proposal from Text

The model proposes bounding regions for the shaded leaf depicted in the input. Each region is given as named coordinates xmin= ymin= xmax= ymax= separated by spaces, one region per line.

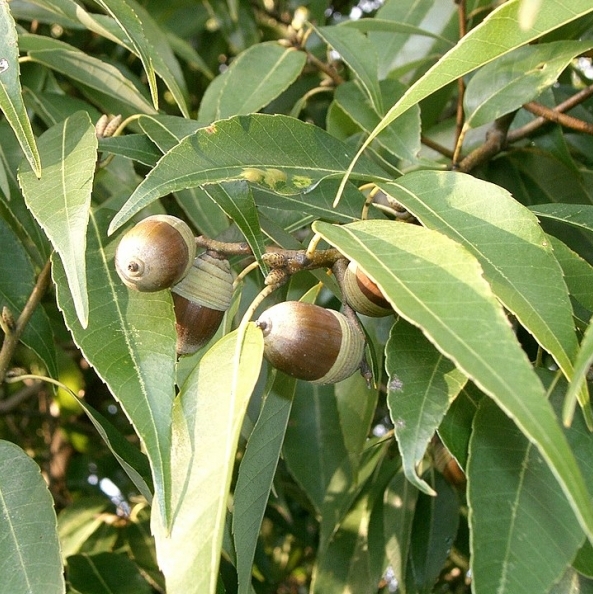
xmin=108 ymin=114 xmax=389 ymax=235
xmin=152 ymin=325 xmax=263 ymax=594
xmin=233 ymin=374 xmax=295 ymax=594
xmin=530 ymin=202 xmax=593 ymax=233
xmin=468 ymin=399 xmax=585 ymax=594
xmin=0 ymin=3 xmax=41 ymax=175
xmin=206 ymin=42 xmax=306 ymax=120
xmin=19 ymin=110 xmax=96 ymax=327
xmin=313 ymin=219 xmax=593 ymax=542
xmin=386 ymin=319 xmax=466 ymax=495
xmin=52 ymin=208 xmax=176 ymax=529
xmin=98 ymin=134 xmax=161 ymax=167
xmin=0 ymin=440 xmax=65 ymax=594
xmin=0 ymin=216 xmax=56 ymax=377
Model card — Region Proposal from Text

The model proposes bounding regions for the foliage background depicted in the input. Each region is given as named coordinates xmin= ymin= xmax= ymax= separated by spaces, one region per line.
xmin=2 ymin=0 xmax=593 ymax=593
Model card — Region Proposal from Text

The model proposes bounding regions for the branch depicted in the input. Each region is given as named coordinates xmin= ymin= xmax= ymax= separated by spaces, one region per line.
xmin=0 ymin=259 xmax=52 ymax=384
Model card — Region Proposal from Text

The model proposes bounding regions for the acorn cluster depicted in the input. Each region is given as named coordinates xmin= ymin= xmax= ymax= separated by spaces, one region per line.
xmin=114 ymin=215 xmax=393 ymax=384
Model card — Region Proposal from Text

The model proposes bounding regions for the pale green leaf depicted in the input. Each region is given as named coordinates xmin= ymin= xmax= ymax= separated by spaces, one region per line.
xmin=530 ymin=202 xmax=593 ymax=233
xmin=93 ymin=0 xmax=159 ymax=110
xmin=0 ymin=216 xmax=57 ymax=378
xmin=385 ymin=319 xmax=466 ymax=495
xmin=468 ymin=399 xmax=584 ymax=594
xmin=464 ymin=41 xmax=593 ymax=129
xmin=313 ymin=219 xmax=593 ymax=543
xmin=233 ymin=374 xmax=295 ymax=594
xmin=152 ymin=325 xmax=263 ymax=594
xmin=58 ymin=498 xmax=110 ymax=560
xmin=108 ymin=114 xmax=390 ymax=235
xmin=565 ymin=317 xmax=593 ymax=425
xmin=315 ymin=25 xmax=382 ymax=114
xmin=338 ymin=0 xmax=593 ymax=203
xmin=19 ymin=34 xmax=156 ymax=115
xmin=52 ymin=208 xmax=176 ymax=529
xmin=380 ymin=171 xmax=587 ymax=425
xmin=0 ymin=440 xmax=65 ymax=594
xmin=211 ymin=42 xmax=306 ymax=120
xmin=0 ymin=2 xmax=41 ymax=176
xmin=18 ymin=111 xmax=96 ymax=327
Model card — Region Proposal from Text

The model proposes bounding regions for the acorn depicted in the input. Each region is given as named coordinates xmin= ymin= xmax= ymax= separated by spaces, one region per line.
xmin=171 ymin=251 xmax=234 ymax=356
xmin=115 ymin=215 xmax=196 ymax=292
xmin=255 ymin=301 xmax=365 ymax=384
xmin=342 ymin=261 xmax=392 ymax=317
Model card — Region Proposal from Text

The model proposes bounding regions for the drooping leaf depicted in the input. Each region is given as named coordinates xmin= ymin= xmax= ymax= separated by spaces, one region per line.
xmin=313 ymin=219 xmax=593 ymax=543
xmin=152 ymin=325 xmax=263 ymax=594
xmin=0 ymin=216 xmax=56 ymax=378
xmin=463 ymin=41 xmax=593 ymax=129
xmin=233 ymin=373 xmax=295 ymax=594
xmin=468 ymin=399 xmax=585 ymax=594
xmin=386 ymin=318 xmax=467 ymax=495
xmin=52 ymin=208 xmax=176 ymax=529
xmin=0 ymin=440 xmax=65 ymax=594
xmin=19 ymin=34 xmax=156 ymax=115
xmin=108 ymin=114 xmax=390 ymax=235
xmin=380 ymin=171 xmax=587 ymax=425
xmin=92 ymin=0 xmax=159 ymax=110
xmin=0 ymin=3 xmax=41 ymax=176
xmin=18 ymin=110 xmax=96 ymax=327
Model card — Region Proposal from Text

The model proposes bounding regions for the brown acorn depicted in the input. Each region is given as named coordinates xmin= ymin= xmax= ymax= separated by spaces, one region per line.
xmin=114 ymin=215 xmax=196 ymax=292
xmin=171 ymin=252 xmax=234 ymax=356
xmin=255 ymin=301 xmax=365 ymax=384
xmin=342 ymin=261 xmax=392 ymax=317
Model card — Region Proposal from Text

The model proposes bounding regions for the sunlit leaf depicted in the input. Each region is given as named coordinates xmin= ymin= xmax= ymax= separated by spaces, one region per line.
xmin=0 ymin=440 xmax=65 ymax=594
xmin=152 ymin=325 xmax=263 ymax=594
xmin=108 ymin=114 xmax=389 ymax=235
xmin=313 ymin=219 xmax=593 ymax=543
xmin=19 ymin=111 xmax=96 ymax=327
xmin=0 ymin=3 xmax=41 ymax=176
xmin=52 ymin=209 xmax=176 ymax=529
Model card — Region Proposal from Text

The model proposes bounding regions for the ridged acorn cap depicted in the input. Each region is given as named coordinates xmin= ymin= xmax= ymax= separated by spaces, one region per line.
xmin=171 ymin=253 xmax=233 ymax=355
xmin=255 ymin=301 xmax=365 ymax=384
xmin=115 ymin=215 xmax=196 ymax=292
xmin=343 ymin=261 xmax=392 ymax=317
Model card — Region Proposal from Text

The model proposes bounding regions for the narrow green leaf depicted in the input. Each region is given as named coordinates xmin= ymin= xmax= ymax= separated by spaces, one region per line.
xmin=380 ymin=171 xmax=586 ymax=424
xmin=67 ymin=552 xmax=151 ymax=594
xmin=18 ymin=111 xmax=96 ymax=327
xmin=565 ymin=318 xmax=593 ymax=425
xmin=93 ymin=0 xmax=158 ymax=110
xmin=338 ymin=0 xmax=593 ymax=203
xmin=52 ymin=208 xmax=176 ymax=530
xmin=58 ymin=498 xmax=110 ymax=560
xmin=202 ymin=182 xmax=268 ymax=274
xmin=530 ymin=203 xmax=593 ymax=233
xmin=0 ymin=440 xmax=65 ymax=594
xmin=0 ymin=2 xmax=41 ymax=176
xmin=108 ymin=114 xmax=389 ymax=235
xmin=464 ymin=41 xmax=593 ymax=129
xmin=233 ymin=374 xmax=295 ymax=594
xmin=212 ymin=42 xmax=306 ymax=119
xmin=0 ymin=216 xmax=57 ymax=378
xmin=468 ymin=399 xmax=584 ymax=594
xmin=386 ymin=319 xmax=467 ymax=495
xmin=340 ymin=18 xmax=455 ymax=46
xmin=98 ymin=134 xmax=161 ymax=167
xmin=19 ymin=34 xmax=156 ymax=115
xmin=137 ymin=114 xmax=201 ymax=151
xmin=406 ymin=471 xmax=459 ymax=592
xmin=152 ymin=325 xmax=263 ymax=594
xmin=313 ymin=219 xmax=593 ymax=543
xmin=315 ymin=25 xmax=382 ymax=114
